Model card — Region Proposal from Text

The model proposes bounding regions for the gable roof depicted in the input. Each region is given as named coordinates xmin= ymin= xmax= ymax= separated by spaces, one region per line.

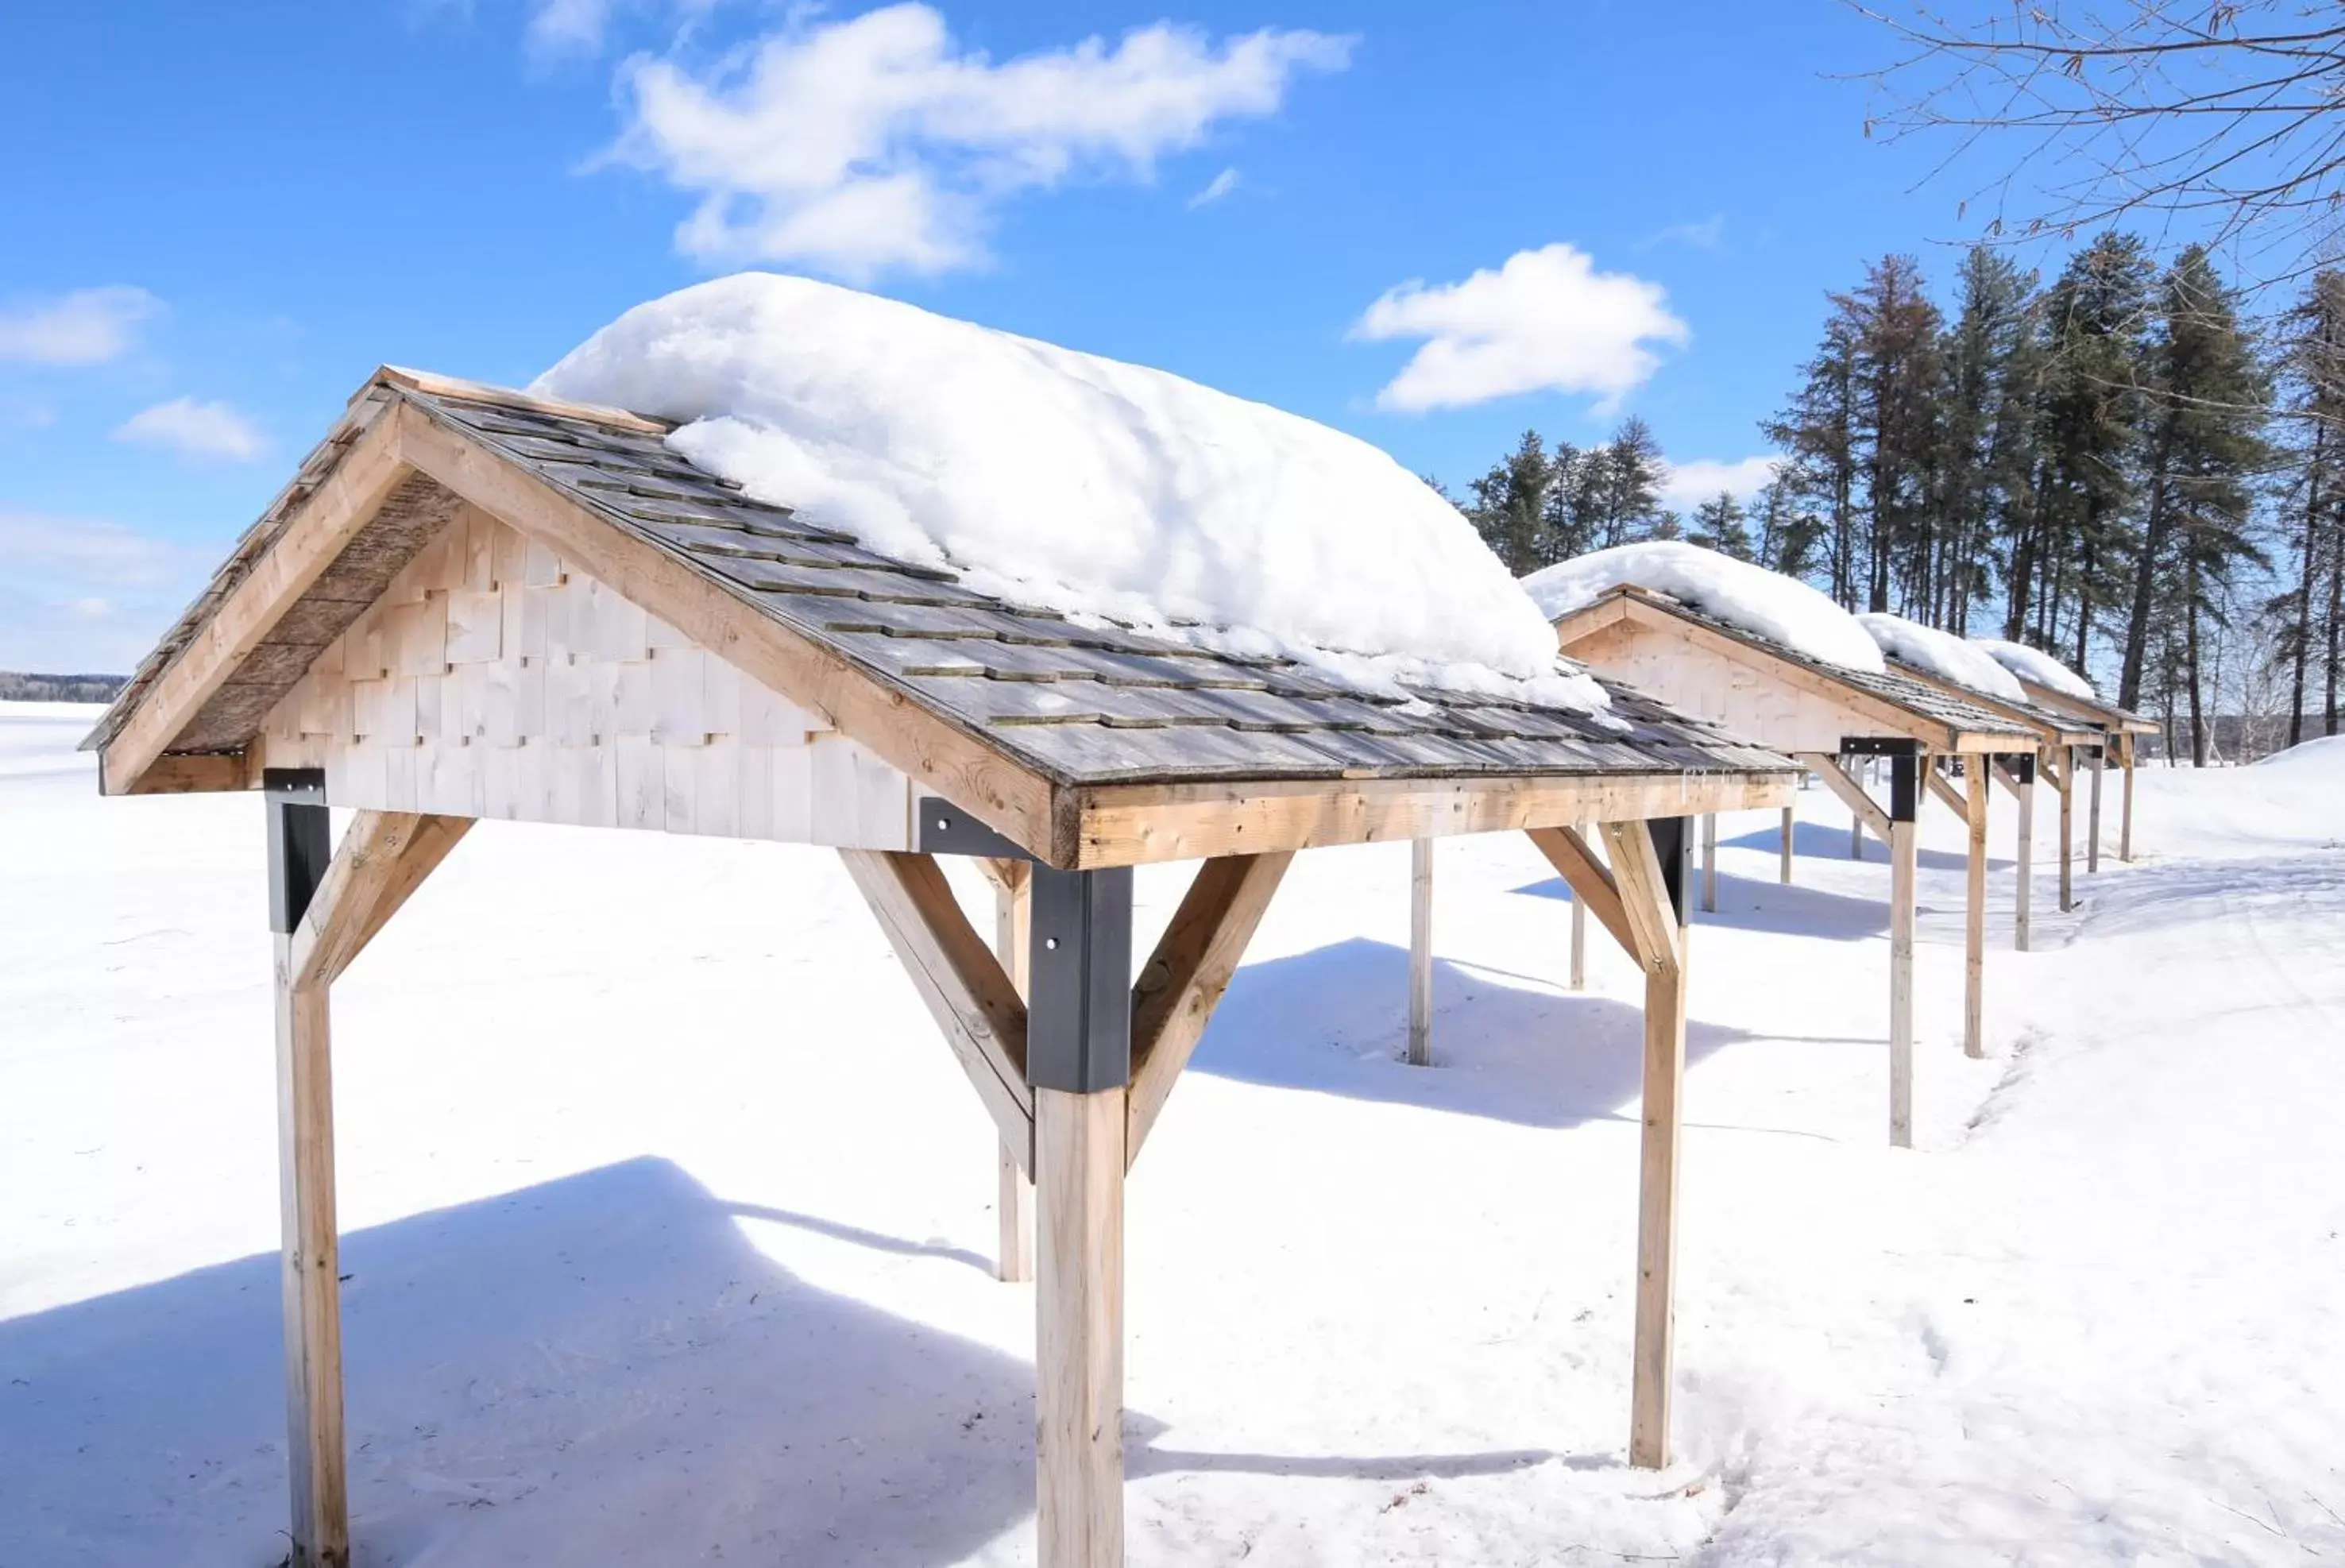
xmin=1874 ymin=658 xmax=2103 ymax=747
xmin=2002 ymin=678 xmax=2161 ymax=736
xmin=1552 ymin=584 xmax=2037 ymax=752
xmin=91 ymin=369 xmax=1796 ymax=862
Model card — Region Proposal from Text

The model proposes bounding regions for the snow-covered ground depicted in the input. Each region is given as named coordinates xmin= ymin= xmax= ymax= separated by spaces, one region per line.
xmin=5 ymin=697 xmax=2343 ymax=1565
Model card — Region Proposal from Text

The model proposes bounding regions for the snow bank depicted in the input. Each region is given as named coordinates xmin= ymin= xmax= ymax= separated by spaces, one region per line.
xmin=1521 ymin=541 xmax=1886 ymax=674
xmin=535 ymin=273 xmax=1608 ymax=713
xmin=1856 ymin=613 xmax=2026 ymax=703
xmin=2256 ymin=733 xmax=2345 ymax=774
xmin=1971 ymin=638 xmax=2093 ymax=700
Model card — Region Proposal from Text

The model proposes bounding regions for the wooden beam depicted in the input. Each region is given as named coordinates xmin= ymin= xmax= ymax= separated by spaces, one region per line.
xmin=1998 ymin=762 xmax=2033 ymax=953
xmin=1070 ymin=767 xmax=1797 ymax=870
xmin=2087 ymin=744 xmax=2105 ymax=875
xmin=1527 ymin=825 xmax=1638 ymax=963
xmin=839 ymin=850 xmax=1034 ymax=1172
xmin=122 ymin=750 xmax=255 ymax=795
xmin=1924 ymin=766 xmax=1964 ymax=818
xmin=1598 ymin=817 xmax=1688 ymax=1470
xmin=1964 ymin=761 xmax=1989 ymax=1060
xmin=396 ymin=402 xmax=1069 ymax=865
xmin=1888 ymin=813 xmax=1916 ymax=1149
xmin=995 ymin=866 xmax=1034 ymax=1284
xmin=2049 ymin=745 xmax=2075 ymax=913
xmin=275 ymin=943 xmax=346 ymax=1568
xmin=1035 ymin=1086 xmax=1126 ymax=1568
xmin=102 ymin=410 xmax=412 ymax=796
xmin=1125 ymin=852 xmax=1292 ymax=1166
xmin=1797 ymin=754 xmax=1890 ymax=845
xmin=2120 ymin=734 xmax=2137 ymax=862
xmin=288 ymin=812 xmax=471 ymax=991
xmin=1597 ymin=820 xmax=1682 ymax=980
xmin=1408 ymin=838 xmax=1434 ymax=1066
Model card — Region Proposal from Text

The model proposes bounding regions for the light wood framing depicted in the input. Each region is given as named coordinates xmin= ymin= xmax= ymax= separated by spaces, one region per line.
xmin=1887 ymin=816 xmax=1916 ymax=1148
xmin=288 ymin=812 xmax=470 ymax=990
xmin=1408 ymin=838 xmax=1434 ymax=1065
xmin=1798 ymin=754 xmax=1890 ymax=844
xmin=995 ymin=867 xmax=1035 ymax=1284
xmin=1035 ymin=1087 xmax=1126 ymax=1568
xmin=1125 ymin=852 xmax=1293 ymax=1166
xmin=1527 ymin=825 xmax=1636 ymax=961
xmin=275 ymin=938 xmax=346 ymax=1568
xmin=839 ymin=850 xmax=1034 ymax=1172
xmin=1964 ymin=764 xmax=1989 ymax=1059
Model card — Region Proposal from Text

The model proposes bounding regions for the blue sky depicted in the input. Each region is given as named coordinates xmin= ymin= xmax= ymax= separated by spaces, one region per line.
xmin=1 ymin=1 xmax=1999 ymax=672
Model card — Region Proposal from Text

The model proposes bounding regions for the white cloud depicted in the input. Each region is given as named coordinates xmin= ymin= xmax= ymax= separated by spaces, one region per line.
xmin=1188 ymin=166 xmax=1240 ymax=209
xmin=528 ymin=0 xmax=614 ymax=56
xmin=0 ymin=286 xmax=162 ymax=366
xmin=1638 ymin=214 xmax=1725 ymax=252
xmin=112 ymin=397 xmax=267 ymax=463
xmin=0 ymin=513 xmax=206 ymax=673
xmin=1352 ymin=244 xmax=1690 ymax=414
xmin=1660 ymin=455 xmax=1779 ymax=508
xmin=608 ymin=4 xmax=1353 ymax=279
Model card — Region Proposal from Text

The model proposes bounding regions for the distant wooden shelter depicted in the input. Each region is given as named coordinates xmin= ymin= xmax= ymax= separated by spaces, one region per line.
xmin=87 ymin=370 xmax=1797 ymax=1568
xmin=1549 ymin=584 xmax=2038 ymax=1146
xmin=1994 ymin=677 xmax=2159 ymax=867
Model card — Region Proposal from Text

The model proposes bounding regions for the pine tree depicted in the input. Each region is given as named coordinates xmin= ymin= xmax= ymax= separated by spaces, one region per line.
xmin=1591 ymin=417 xmax=1667 ymax=546
xmin=2120 ymin=246 xmax=2270 ymax=762
xmin=1764 ymin=303 xmax=1862 ymax=601
xmin=1752 ymin=477 xmax=1826 ymax=578
xmin=1466 ymin=430 xmax=1555 ymax=574
xmin=1848 ymin=254 xmax=1947 ymax=613
xmin=2272 ymin=270 xmax=2345 ymax=743
xmin=1687 ymin=491 xmax=1754 ymax=558
xmin=1937 ymin=245 xmax=2039 ymax=632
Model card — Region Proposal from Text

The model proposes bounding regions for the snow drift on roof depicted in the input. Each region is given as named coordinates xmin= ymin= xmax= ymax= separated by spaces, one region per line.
xmin=1856 ymin=612 xmax=2026 ymax=703
xmin=533 ymin=273 xmax=1609 ymax=715
xmin=1971 ymin=638 xmax=2093 ymax=701
xmin=1522 ymin=540 xmax=1887 ymax=675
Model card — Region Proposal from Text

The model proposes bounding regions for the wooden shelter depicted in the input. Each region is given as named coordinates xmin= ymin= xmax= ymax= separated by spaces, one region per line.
xmin=1994 ymin=677 xmax=2159 ymax=867
xmin=87 ymin=369 xmax=1798 ymax=1568
xmin=1548 ymin=584 xmax=2038 ymax=1147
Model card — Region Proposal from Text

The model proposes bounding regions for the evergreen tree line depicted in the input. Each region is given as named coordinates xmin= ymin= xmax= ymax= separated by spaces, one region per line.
xmin=1452 ymin=238 xmax=2345 ymax=761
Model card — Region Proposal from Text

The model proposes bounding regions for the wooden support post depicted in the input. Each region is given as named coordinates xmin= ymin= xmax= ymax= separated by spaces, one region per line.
xmin=1570 ymin=893 xmax=1587 ymax=990
xmin=2120 ymin=735 xmax=2136 ymax=862
xmin=1026 ymin=863 xmax=1133 ymax=1568
xmin=1887 ymin=755 xmax=1918 ymax=1149
xmin=2087 ymin=743 xmax=2105 ymax=875
xmin=1849 ymin=765 xmax=1865 ymax=859
xmin=1598 ymin=817 xmax=1688 ymax=1471
xmin=995 ymin=865 xmax=1035 ymax=1284
xmin=267 ymin=786 xmax=346 ymax=1568
xmin=1408 ymin=837 xmax=1433 ymax=1066
xmin=2057 ymin=745 xmax=2075 ymax=913
xmin=2007 ymin=758 xmax=2034 ymax=953
xmin=1779 ymin=805 xmax=1794 ymax=885
xmin=1700 ymin=813 xmax=1717 ymax=913
xmin=1964 ymin=759 xmax=1989 ymax=1060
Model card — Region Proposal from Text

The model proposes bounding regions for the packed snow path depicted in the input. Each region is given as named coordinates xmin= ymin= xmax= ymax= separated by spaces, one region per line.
xmin=3 ymin=700 xmax=2342 ymax=1564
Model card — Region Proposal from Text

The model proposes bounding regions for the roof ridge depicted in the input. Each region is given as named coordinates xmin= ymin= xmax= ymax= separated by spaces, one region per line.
xmin=371 ymin=365 xmax=673 ymax=437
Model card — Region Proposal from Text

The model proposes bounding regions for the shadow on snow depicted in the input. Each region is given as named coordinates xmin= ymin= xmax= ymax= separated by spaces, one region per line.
xmin=0 ymin=1157 xmax=1559 ymax=1567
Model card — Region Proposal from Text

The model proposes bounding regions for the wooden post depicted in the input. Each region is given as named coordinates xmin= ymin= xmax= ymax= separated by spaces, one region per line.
xmin=268 ymin=775 xmax=346 ymax=1568
xmin=1779 ymin=805 xmax=1794 ymax=884
xmin=1569 ymin=893 xmax=1587 ymax=990
xmin=1849 ymin=759 xmax=1865 ymax=859
xmin=995 ymin=864 xmax=1035 ymax=1284
xmin=1026 ymin=864 xmax=1132 ymax=1568
xmin=1700 ymin=813 xmax=1717 ymax=913
xmin=2087 ymin=744 xmax=2105 ymax=875
xmin=2011 ymin=759 xmax=2034 ymax=953
xmin=1603 ymin=817 xmax=1688 ymax=1471
xmin=1964 ymin=760 xmax=1989 ymax=1060
xmin=1408 ymin=837 xmax=1433 ymax=1066
xmin=2056 ymin=746 xmax=2075 ymax=913
xmin=1036 ymin=1087 xmax=1125 ymax=1568
xmin=2120 ymin=734 xmax=2136 ymax=862
xmin=1887 ymin=754 xmax=1917 ymax=1149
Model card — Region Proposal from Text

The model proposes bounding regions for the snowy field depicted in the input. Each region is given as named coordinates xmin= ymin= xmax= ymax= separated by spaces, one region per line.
xmin=4 ymin=697 xmax=2343 ymax=1565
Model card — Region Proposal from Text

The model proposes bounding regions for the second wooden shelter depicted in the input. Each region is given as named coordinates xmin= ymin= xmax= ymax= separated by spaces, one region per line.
xmin=1547 ymin=583 xmax=2039 ymax=1146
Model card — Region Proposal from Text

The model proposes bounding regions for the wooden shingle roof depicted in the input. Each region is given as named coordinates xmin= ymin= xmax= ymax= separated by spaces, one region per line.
xmin=89 ymin=371 xmax=1798 ymax=863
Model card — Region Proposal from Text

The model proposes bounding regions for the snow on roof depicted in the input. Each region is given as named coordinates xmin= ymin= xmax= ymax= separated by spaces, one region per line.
xmin=534 ymin=272 xmax=1609 ymax=716
xmin=1971 ymin=638 xmax=2094 ymax=701
xmin=1856 ymin=612 xmax=2026 ymax=704
xmin=1522 ymin=540 xmax=1887 ymax=675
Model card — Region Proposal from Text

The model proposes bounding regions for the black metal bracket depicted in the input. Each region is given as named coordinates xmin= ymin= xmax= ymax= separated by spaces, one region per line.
xmin=264 ymin=769 xmax=330 ymax=937
xmin=1650 ymin=817 xmax=1690 ymax=926
xmin=1025 ymin=865 xmax=1134 ymax=1093
xmin=1889 ymin=753 xmax=1918 ymax=823
xmin=1841 ymin=736 xmax=1923 ymax=757
xmin=2006 ymin=753 xmax=2036 ymax=785
xmin=914 ymin=800 xmax=1031 ymax=861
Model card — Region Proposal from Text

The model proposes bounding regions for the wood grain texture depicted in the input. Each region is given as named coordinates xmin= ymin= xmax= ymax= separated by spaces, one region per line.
xmin=1888 ymin=817 xmax=1917 ymax=1149
xmin=1035 ymin=1087 xmax=1125 ymax=1568
xmin=840 ymin=850 xmax=1034 ymax=1172
xmin=1799 ymin=754 xmax=1891 ymax=844
xmin=274 ymin=938 xmax=347 ymax=1568
xmin=288 ymin=812 xmax=469 ymax=990
xmin=1527 ymin=825 xmax=1637 ymax=964
xmin=995 ymin=867 xmax=1034 ymax=1284
xmin=1964 ymin=762 xmax=1989 ymax=1060
xmin=1125 ymin=852 xmax=1292 ymax=1166
xmin=1408 ymin=838 xmax=1433 ymax=1066
xmin=2002 ymin=761 xmax=2034 ymax=952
